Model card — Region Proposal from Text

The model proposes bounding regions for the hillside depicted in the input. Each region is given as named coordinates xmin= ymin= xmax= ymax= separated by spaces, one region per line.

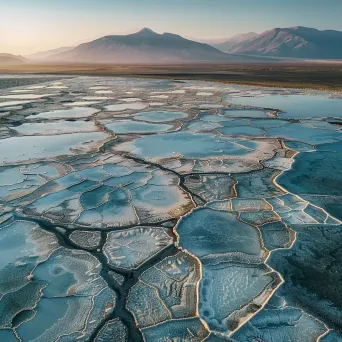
xmin=223 ymin=26 xmax=342 ymax=59
xmin=214 ymin=32 xmax=258 ymax=52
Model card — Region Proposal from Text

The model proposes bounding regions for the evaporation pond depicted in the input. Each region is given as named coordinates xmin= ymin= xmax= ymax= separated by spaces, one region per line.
xmin=220 ymin=109 xmax=269 ymax=118
xmin=0 ymin=132 xmax=108 ymax=164
xmin=63 ymin=101 xmax=102 ymax=106
xmin=220 ymin=125 xmax=265 ymax=136
xmin=116 ymin=131 xmax=255 ymax=159
xmin=105 ymin=103 xmax=148 ymax=111
xmin=0 ymin=94 xmax=55 ymax=100
xmin=102 ymin=120 xmax=173 ymax=133
xmin=277 ymin=150 xmax=342 ymax=197
xmin=228 ymin=94 xmax=342 ymax=119
xmin=133 ymin=111 xmax=187 ymax=122
xmin=0 ymin=100 xmax=37 ymax=107
xmin=14 ymin=120 xmax=98 ymax=135
xmin=119 ymin=98 xmax=142 ymax=102
xmin=27 ymin=107 xmax=100 ymax=119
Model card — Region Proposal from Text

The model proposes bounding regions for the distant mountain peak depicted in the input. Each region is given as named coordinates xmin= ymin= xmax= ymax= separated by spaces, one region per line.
xmin=136 ymin=28 xmax=158 ymax=35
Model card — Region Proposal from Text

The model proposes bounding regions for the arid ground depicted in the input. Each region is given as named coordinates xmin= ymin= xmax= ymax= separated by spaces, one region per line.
xmin=2 ymin=61 xmax=342 ymax=91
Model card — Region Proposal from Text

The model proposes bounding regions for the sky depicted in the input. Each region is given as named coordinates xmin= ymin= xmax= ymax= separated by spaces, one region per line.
xmin=2 ymin=0 xmax=342 ymax=55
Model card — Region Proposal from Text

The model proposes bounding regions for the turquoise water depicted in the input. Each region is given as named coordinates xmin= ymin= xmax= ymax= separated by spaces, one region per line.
xmin=220 ymin=125 xmax=265 ymax=136
xmin=266 ymin=122 xmax=342 ymax=145
xmin=27 ymin=107 xmax=99 ymax=119
xmin=133 ymin=110 xmax=187 ymax=122
xmin=120 ymin=131 xmax=256 ymax=159
xmin=277 ymin=149 xmax=342 ymax=220
xmin=105 ymin=103 xmax=148 ymax=111
xmin=103 ymin=120 xmax=173 ymax=133
xmin=0 ymin=132 xmax=108 ymax=164
xmin=220 ymin=109 xmax=269 ymax=118
xmin=14 ymin=120 xmax=98 ymax=135
xmin=177 ymin=208 xmax=262 ymax=258
xmin=228 ymin=94 xmax=342 ymax=119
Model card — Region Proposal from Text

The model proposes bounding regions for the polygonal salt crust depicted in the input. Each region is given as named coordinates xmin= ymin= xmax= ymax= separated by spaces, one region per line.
xmin=199 ymin=256 xmax=281 ymax=335
xmin=22 ymin=162 xmax=194 ymax=228
xmin=231 ymin=198 xmax=272 ymax=212
xmin=113 ymin=132 xmax=280 ymax=174
xmin=141 ymin=317 xmax=209 ymax=342
xmin=239 ymin=211 xmax=280 ymax=226
xmin=26 ymin=107 xmax=100 ymax=120
xmin=0 ymin=132 xmax=110 ymax=166
xmin=94 ymin=318 xmax=127 ymax=342
xmin=100 ymin=119 xmax=174 ymax=134
xmin=69 ymin=230 xmax=102 ymax=249
xmin=17 ymin=287 xmax=116 ymax=341
xmin=263 ymin=156 xmax=294 ymax=171
xmin=14 ymin=120 xmax=100 ymax=136
xmin=0 ymin=221 xmax=59 ymax=329
xmin=127 ymin=252 xmax=200 ymax=328
xmin=176 ymin=208 xmax=265 ymax=259
xmin=184 ymin=174 xmax=235 ymax=202
xmin=2 ymin=76 xmax=342 ymax=340
xmin=234 ymin=169 xmax=284 ymax=199
xmin=133 ymin=110 xmax=187 ymax=122
xmin=0 ymin=162 xmax=71 ymax=202
xmin=232 ymin=304 xmax=327 ymax=342
xmin=259 ymin=221 xmax=295 ymax=250
xmin=103 ymin=227 xmax=173 ymax=270
xmin=0 ymin=219 xmax=116 ymax=341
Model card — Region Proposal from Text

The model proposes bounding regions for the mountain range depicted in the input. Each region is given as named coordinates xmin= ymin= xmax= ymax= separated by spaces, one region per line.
xmin=3 ymin=26 xmax=342 ymax=65
xmin=48 ymin=28 xmax=235 ymax=63
xmin=214 ymin=26 xmax=342 ymax=59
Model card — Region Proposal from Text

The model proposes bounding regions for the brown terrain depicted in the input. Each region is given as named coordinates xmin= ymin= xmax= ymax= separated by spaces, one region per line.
xmin=1 ymin=62 xmax=342 ymax=91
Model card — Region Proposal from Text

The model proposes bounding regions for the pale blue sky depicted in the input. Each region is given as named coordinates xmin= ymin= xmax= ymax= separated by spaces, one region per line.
xmin=2 ymin=0 xmax=342 ymax=54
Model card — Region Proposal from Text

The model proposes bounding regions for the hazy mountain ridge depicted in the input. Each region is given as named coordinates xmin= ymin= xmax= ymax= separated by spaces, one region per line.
xmin=0 ymin=54 xmax=27 ymax=65
xmin=49 ymin=28 xmax=234 ymax=63
xmin=220 ymin=26 xmax=342 ymax=59
xmin=213 ymin=32 xmax=258 ymax=52
xmin=27 ymin=47 xmax=74 ymax=60
xmin=5 ymin=26 xmax=340 ymax=64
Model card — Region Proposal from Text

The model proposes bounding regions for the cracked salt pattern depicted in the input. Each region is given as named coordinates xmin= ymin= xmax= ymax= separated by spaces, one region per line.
xmin=0 ymin=76 xmax=341 ymax=341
